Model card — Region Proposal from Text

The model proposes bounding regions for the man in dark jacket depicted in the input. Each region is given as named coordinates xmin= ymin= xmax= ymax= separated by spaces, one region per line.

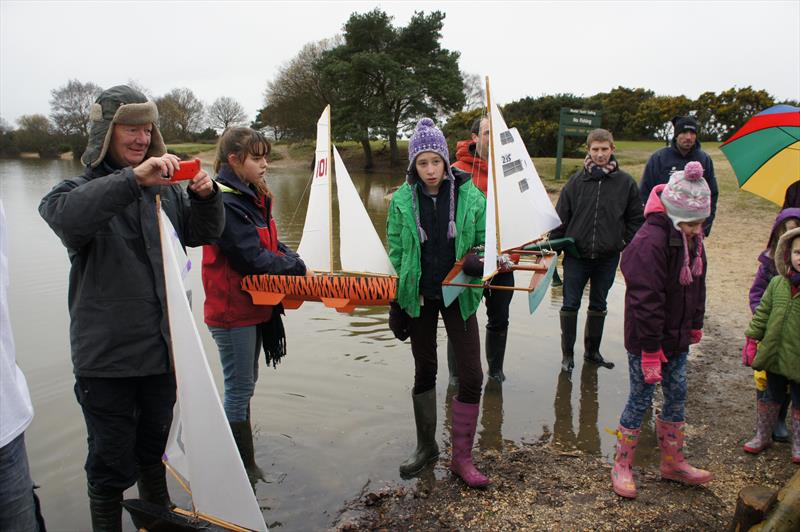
xmin=639 ymin=116 xmax=719 ymax=236
xmin=550 ymin=129 xmax=644 ymax=374
xmin=39 ymin=85 xmax=224 ymax=531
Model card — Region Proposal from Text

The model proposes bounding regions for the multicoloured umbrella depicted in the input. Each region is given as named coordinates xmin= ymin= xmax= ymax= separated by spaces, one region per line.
xmin=720 ymin=104 xmax=800 ymax=205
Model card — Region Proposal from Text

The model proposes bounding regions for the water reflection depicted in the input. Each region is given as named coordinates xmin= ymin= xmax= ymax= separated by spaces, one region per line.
xmin=551 ymin=364 xmax=600 ymax=454
xmin=1 ymin=158 xmax=636 ymax=531
xmin=479 ymin=379 xmax=504 ymax=451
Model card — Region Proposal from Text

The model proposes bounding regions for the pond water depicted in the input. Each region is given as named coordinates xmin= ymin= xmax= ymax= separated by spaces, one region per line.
xmin=1 ymin=158 xmax=645 ymax=531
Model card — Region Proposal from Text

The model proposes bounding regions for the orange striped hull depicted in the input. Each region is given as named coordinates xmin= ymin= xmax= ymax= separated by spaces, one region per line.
xmin=241 ymin=273 xmax=397 ymax=313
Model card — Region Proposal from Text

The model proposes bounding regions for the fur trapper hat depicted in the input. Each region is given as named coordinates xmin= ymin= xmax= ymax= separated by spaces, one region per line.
xmin=81 ymin=85 xmax=166 ymax=168
xmin=776 ymin=226 xmax=800 ymax=277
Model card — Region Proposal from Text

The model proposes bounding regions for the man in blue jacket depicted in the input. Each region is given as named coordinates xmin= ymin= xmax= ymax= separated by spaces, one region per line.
xmin=639 ymin=116 xmax=719 ymax=236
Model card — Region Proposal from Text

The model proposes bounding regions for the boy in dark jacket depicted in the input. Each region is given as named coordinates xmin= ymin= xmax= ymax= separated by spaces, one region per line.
xmin=550 ymin=129 xmax=644 ymax=373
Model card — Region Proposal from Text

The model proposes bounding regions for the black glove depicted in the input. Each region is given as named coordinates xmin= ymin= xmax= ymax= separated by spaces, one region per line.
xmin=462 ymin=251 xmax=484 ymax=277
xmin=388 ymin=302 xmax=410 ymax=341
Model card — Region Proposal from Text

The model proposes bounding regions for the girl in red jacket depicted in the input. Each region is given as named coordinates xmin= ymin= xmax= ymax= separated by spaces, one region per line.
xmin=202 ymin=127 xmax=306 ymax=481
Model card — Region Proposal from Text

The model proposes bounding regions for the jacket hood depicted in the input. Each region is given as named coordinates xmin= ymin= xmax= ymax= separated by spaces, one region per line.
xmin=217 ymin=165 xmax=257 ymax=199
xmin=767 ymin=208 xmax=800 ymax=250
xmin=454 ymin=139 xmax=479 ymax=162
xmin=644 ymin=183 xmax=668 ymax=217
xmin=776 ymin=226 xmax=800 ymax=277
xmin=81 ymin=85 xmax=166 ymax=169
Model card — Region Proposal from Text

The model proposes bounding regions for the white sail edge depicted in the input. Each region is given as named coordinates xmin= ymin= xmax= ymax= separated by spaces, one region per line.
xmin=334 ymin=146 xmax=396 ymax=276
xmin=483 ymin=132 xmax=499 ymax=281
xmin=296 ymin=106 xmax=333 ymax=272
xmin=159 ymin=211 xmax=268 ymax=532
xmin=489 ymin=103 xmax=561 ymax=251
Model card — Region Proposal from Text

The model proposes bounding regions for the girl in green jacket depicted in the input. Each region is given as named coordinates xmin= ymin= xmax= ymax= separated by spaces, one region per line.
xmin=386 ymin=118 xmax=488 ymax=487
xmin=743 ymin=226 xmax=800 ymax=463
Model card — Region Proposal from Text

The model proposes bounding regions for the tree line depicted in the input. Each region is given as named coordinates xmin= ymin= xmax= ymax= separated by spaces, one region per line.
xmin=0 ymin=79 xmax=249 ymax=159
xmin=2 ymin=8 xmax=796 ymax=164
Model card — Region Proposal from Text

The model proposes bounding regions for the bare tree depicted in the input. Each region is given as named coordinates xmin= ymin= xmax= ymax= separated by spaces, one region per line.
xmin=207 ymin=96 xmax=247 ymax=131
xmin=156 ymin=88 xmax=205 ymax=141
xmin=49 ymin=79 xmax=103 ymax=137
xmin=260 ymin=36 xmax=341 ymax=139
xmin=462 ymin=73 xmax=485 ymax=111
xmin=16 ymin=114 xmax=60 ymax=157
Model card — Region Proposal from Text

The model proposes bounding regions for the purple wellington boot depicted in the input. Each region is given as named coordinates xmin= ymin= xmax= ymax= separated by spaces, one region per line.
xmin=450 ymin=398 xmax=490 ymax=488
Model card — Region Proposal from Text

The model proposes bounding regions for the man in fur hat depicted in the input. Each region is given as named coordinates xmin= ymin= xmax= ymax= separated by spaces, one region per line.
xmin=39 ymin=85 xmax=224 ymax=531
xmin=639 ymin=116 xmax=719 ymax=235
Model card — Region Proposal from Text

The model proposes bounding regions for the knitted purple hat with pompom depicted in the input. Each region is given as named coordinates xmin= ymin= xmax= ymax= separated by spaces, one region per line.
xmin=407 ymin=117 xmax=450 ymax=170
xmin=406 ymin=117 xmax=456 ymax=243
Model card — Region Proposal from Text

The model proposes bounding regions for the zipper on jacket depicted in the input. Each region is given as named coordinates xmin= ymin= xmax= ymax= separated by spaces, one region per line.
xmin=590 ymin=179 xmax=602 ymax=258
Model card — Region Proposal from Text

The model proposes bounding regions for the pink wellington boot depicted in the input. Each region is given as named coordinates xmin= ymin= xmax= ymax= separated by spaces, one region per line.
xmin=656 ymin=418 xmax=713 ymax=485
xmin=450 ymin=398 xmax=490 ymax=488
xmin=744 ymin=400 xmax=781 ymax=454
xmin=611 ymin=425 xmax=640 ymax=498
xmin=792 ymin=409 xmax=800 ymax=464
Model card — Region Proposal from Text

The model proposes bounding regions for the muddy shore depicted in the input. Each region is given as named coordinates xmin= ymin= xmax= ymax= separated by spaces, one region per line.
xmin=290 ymin=142 xmax=793 ymax=531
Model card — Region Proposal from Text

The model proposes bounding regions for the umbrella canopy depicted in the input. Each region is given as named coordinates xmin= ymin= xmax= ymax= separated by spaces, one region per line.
xmin=720 ymin=104 xmax=800 ymax=205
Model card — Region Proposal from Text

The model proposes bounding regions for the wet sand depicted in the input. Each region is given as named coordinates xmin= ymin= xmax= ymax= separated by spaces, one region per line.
xmin=328 ymin=144 xmax=794 ymax=530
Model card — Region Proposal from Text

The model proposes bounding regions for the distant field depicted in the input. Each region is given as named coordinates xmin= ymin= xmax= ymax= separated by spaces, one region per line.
xmin=166 ymin=143 xmax=217 ymax=157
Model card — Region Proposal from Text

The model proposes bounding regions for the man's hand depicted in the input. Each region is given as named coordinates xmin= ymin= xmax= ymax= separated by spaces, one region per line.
xmin=133 ymin=154 xmax=181 ymax=186
xmin=133 ymin=155 xmax=214 ymax=198
xmin=187 ymin=170 xmax=214 ymax=199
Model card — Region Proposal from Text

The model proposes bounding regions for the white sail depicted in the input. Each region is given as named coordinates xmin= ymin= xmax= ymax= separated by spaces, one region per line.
xmin=297 ymin=106 xmax=332 ymax=272
xmin=160 ymin=212 xmax=268 ymax=532
xmin=489 ymin=103 xmax=561 ymax=251
xmin=483 ymin=139 xmax=499 ymax=280
xmin=334 ymin=146 xmax=396 ymax=275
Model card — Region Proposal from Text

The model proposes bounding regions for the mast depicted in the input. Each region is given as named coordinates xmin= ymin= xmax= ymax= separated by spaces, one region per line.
xmin=485 ymin=77 xmax=501 ymax=253
xmin=326 ymin=105 xmax=334 ymax=273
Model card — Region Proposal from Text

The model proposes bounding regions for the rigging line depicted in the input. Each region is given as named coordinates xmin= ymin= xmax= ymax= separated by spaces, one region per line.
xmin=286 ymin=161 xmax=314 ymax=234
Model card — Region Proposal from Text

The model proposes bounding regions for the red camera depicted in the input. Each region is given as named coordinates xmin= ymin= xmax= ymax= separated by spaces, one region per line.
xmin=169 ymin=159 xmax=202 ymax=182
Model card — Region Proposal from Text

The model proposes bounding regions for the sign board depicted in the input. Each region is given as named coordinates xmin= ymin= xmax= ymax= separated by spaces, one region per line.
xmin=555 ymin=107 xmax=603 ymax=180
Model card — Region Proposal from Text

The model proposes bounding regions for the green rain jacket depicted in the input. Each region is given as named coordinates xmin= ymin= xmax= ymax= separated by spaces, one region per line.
xmin=747 ymin=227 xmax=800 ymax=382
xmin=387 ymin=174 xmax=486 ymax=320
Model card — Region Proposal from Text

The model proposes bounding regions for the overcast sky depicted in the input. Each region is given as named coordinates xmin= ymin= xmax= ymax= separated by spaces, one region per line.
xmin=1 ymin=0 xmax=798 ymax=126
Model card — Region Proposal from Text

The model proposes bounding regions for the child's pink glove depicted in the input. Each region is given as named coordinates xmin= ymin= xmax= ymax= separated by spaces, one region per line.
xmin=689 ymin=329 xmax=703 ymax=344
xmin=641 ymin=349 xmax=668 ymax=384
xmin=742 ymin=337 xmax=758 ymax=367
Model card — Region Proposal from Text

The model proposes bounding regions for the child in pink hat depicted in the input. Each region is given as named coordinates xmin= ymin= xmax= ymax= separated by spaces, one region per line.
xmin=611 ymin=161 xmax=714 ymax=498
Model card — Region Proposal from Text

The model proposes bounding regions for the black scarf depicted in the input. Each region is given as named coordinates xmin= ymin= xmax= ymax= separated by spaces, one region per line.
xmin=259 ymin=304 xmax=286 ymax=368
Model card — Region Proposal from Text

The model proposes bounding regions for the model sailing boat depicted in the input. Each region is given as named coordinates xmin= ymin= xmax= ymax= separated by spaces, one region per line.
xmin=123 ymin=206 xmax=268 ymax=532
xmin=241 ymin=105 xmax=397 ymax=313
xmin=442 ymin=77 xmax=562 ymax=313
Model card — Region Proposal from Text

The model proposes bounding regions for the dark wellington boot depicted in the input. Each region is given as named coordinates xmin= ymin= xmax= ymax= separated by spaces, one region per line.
xmin=559 ymin=310 xmax=578 ymax=373
xmin=137 ymin=462 xmax=172 ymax=508
xmin=399 ymin=388 xmax=439 ymax=478
xmin=230 ymin=421 xmax=265 ymax=486
xmin=88 ymin=482 xmax=123 ymax=532
xmin=486 ymin=328 xmax=507 ymax=383
xmin=584 ymin=310 xmax=614 ymax=369
xmin=447 ymin=339 xmax=459 ymax=388
xmin=774 ymin=397 xmax=791 ymax=442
